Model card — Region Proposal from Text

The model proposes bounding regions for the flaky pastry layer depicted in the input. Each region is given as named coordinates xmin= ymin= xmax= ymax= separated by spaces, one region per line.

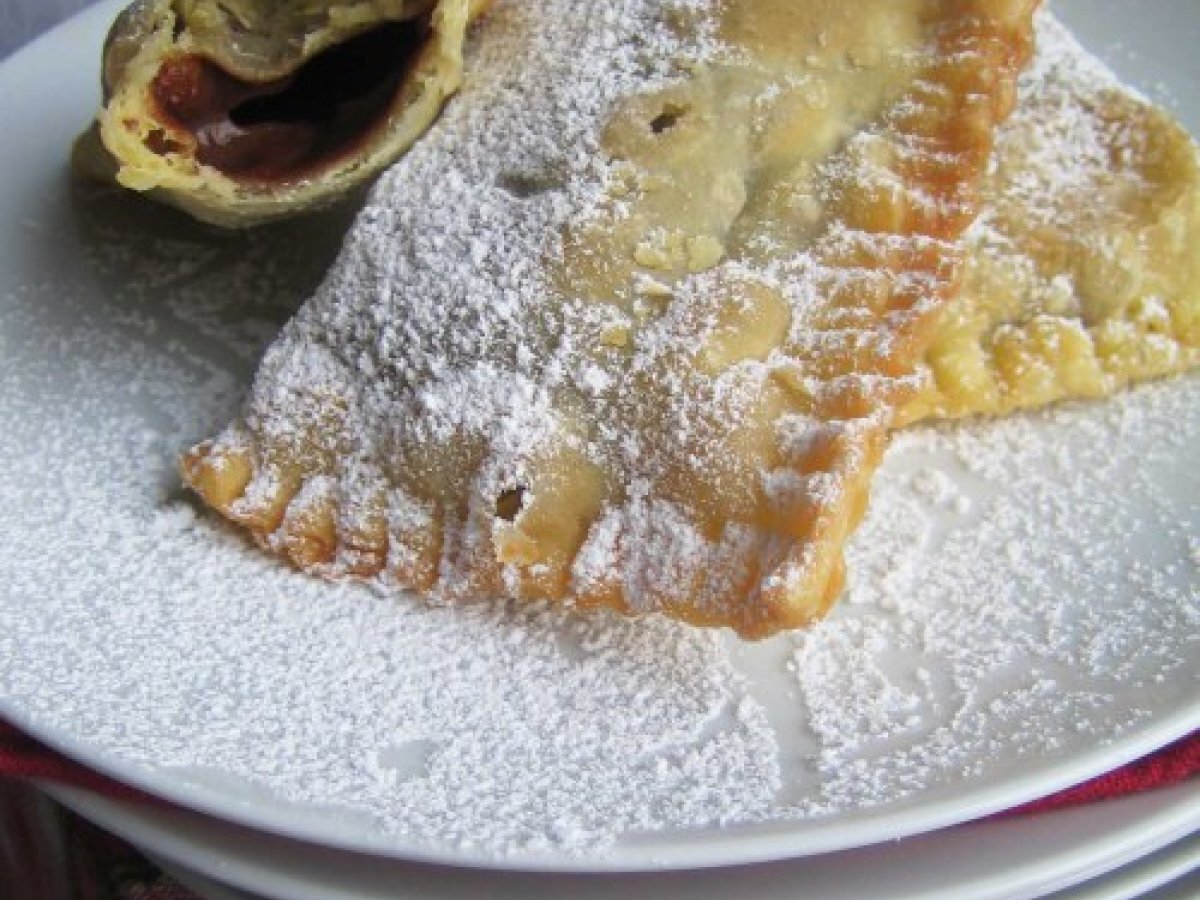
xmin=902 ymin=14 xmax=1200 ymax=424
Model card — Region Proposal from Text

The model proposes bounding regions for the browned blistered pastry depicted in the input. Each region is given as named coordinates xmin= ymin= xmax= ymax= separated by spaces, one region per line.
xmin=182 ymin=0 xmax=1038 ymax=638
xmin=73 ymin=0 xmax=492 ymax=226
xmin=902 ymin=14 xmax=1200 ymax=424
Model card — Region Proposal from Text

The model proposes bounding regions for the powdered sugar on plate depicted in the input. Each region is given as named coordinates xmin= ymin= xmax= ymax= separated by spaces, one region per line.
xmin=787 ymin=381 xmax=1199 ymax=815
xmin=0 ymin=194 xmax=784 ymax=859
xmin=0 ymin=7 xmax=1197 ymax=869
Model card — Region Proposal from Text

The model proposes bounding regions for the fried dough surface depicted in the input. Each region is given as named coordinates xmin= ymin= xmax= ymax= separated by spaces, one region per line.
xmin=903 ymin=14 xmax=1200 ymax=424
xmin=183 ymin=0 xmax=1036 ymax=637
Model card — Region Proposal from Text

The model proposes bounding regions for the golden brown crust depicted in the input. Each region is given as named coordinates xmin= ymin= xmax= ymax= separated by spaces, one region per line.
xmin=184 ymin=0 xmax=1039 ymax=639
xmin=901 ymin=17 xmax=1200 ymax=425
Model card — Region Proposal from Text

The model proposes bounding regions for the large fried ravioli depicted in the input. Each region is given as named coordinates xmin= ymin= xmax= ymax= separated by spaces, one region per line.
xmin=903 ymin=14 xmax=1200 ymax=424
xmin=183 ymin=0 xmax=1037 ymax=638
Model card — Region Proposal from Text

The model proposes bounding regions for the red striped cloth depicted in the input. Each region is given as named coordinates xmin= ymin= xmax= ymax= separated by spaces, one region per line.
xmin=0 ymin=720 xmax=160 ymax=805
xmin=1001 ymin=730 xmax=1200 ymax=816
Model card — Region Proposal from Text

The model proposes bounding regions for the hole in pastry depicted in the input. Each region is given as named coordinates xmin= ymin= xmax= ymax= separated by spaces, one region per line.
xmin=497 ymin=172 xmax=560 ymax=199
xmin=149 ymin=18 xmax=430 ymax=182
xmin=144 ymin=127 xmax=185 ymax=156
xmin=494 ymin=487 xmax=528 ymax=522
xmin=650 ymin=103 xmax=688 ymax=135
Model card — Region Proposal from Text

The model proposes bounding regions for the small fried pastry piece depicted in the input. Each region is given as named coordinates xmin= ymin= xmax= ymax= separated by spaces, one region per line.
xmin=184 ymin=0 xmax=1038 ymax=638
xmin=902 ymin=14 xmax=1200 ymax=425
xmin=73 ymin=0 xmax=492 ymax=226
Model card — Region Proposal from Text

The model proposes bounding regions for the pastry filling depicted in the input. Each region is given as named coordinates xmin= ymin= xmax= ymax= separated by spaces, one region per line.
xmin=150 ymin=19 xmax=429 ymax=182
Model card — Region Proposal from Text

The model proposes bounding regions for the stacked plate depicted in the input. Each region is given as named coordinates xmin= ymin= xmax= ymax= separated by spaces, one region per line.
xmin=1 ymin=1 xmax=1197 ymax=897
xmin=44 ymin=779 xmax=1200 ymax=899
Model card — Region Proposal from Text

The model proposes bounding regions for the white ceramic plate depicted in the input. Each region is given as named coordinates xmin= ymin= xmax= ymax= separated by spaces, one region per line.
xmin=1058 ymin=835 xmax=1198 ymax=900
xmin=1 ymin=0 xmax=1198 ymax=874
xmin=50 ymin=779 xmax=1200 ymax=900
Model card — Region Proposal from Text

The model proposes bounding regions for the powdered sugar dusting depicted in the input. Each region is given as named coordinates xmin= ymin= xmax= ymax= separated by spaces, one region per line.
xmin=0 ymin=264 xmax=781 ymax=857
xmin=234 ymin=0 xmax=769 ymax=616
xmin=788 ymin=377 xmax=1199 ymax=814
xmin=211 ymin=0 xmax=996 ymax=629
xmin=0 ymin=8 xmax=1197 ymax=867
xmin=1 ymin=250 xmax=1194 ymax=859
xmin=989 ymin=13 xmax=1135 ymax=224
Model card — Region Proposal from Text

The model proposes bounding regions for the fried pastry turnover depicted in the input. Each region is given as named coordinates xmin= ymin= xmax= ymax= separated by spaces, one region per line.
xmin=183 ymin=0 xmax=1038 ymax=638
xmin=74 ymin=0 xmax=491 ymax=226
xmin=902 ymin=14 xmax=1200 ymax=424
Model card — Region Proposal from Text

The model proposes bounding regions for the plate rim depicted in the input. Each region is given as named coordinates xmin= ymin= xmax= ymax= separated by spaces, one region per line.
xmin=46 ymin=775 xmax=1200 ymax=897
xmin=6 ymin=699 xmax=1199 ymax=872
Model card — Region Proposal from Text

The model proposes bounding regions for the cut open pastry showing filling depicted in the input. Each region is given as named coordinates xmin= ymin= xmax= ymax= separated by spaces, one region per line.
xmin=148 ymin=19 xmax=427 ymax=180
xmin=74 ymin=0 xmax=490 ymax=225
xmin=183 ymin=0 xmax=1038 ymax=638
xmin=902 ymin=14 xmax=1200 ymax=424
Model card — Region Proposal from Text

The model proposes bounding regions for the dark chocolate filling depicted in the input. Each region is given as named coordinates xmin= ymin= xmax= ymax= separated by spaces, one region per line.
xmin=151 ymin=19 xmax=428 ymax=183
